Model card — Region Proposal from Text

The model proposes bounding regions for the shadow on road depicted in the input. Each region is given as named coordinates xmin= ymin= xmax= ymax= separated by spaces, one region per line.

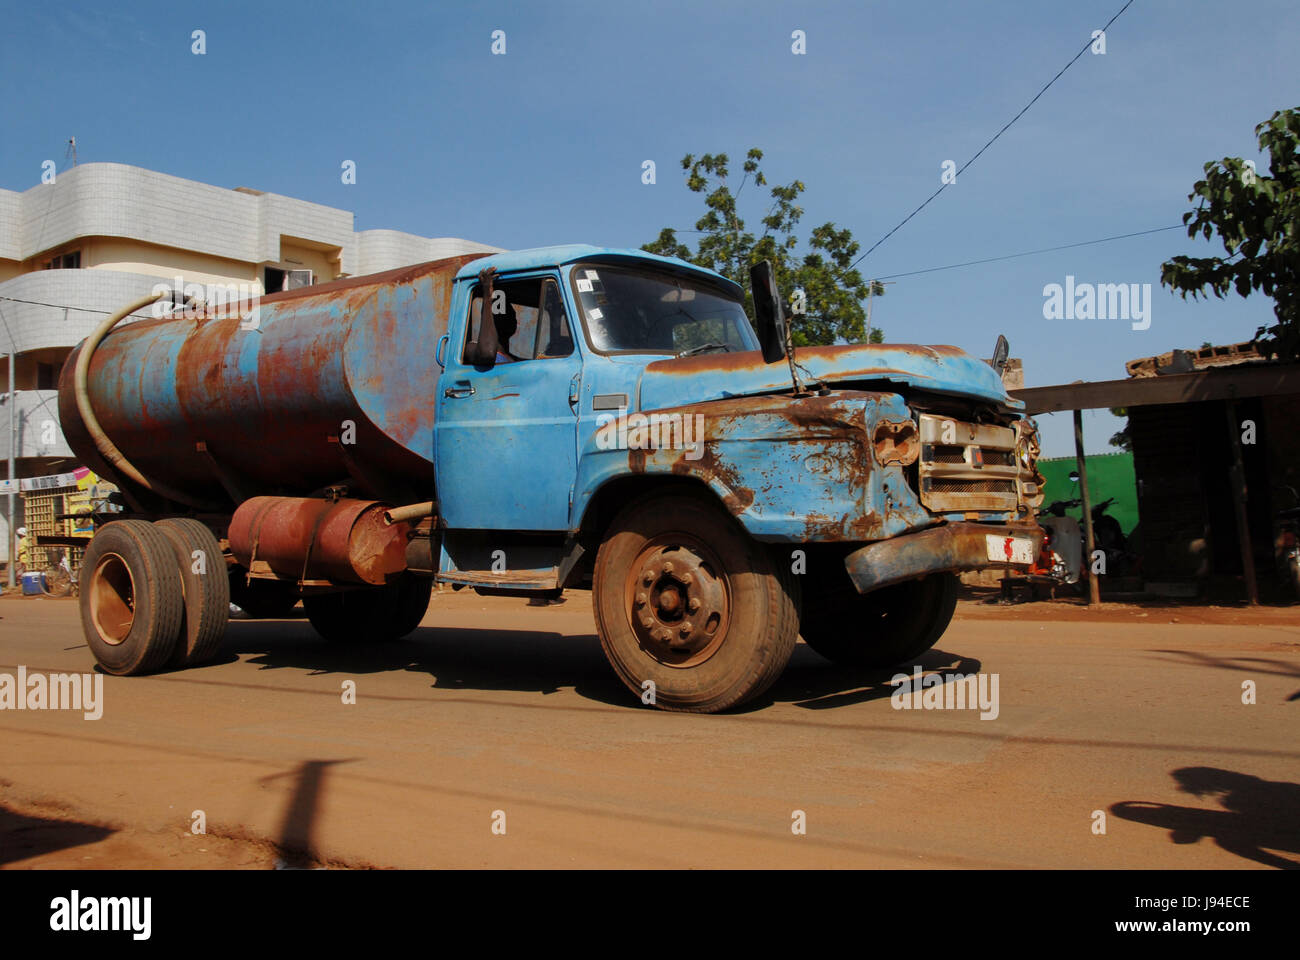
xmin=221 ymin=620 xmax=979 ymax=714
xmin=1111 ymin=766 xmax=1300 ymax=869
xmin=1146 ymin=649 xmax=1300 ymax=679
xmin=752 ymin=647 xmax=981 ymax=712
xmin=0 ymin=802 xmax=115 ymax=866
xmin=258 ymin=759 xmax=354 ymax=869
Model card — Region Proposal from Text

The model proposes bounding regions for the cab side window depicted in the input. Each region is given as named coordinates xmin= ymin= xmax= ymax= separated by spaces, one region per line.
xmin=535 ymin=280 xmax=574 ymax=358
xmin=462 ymin=277 xmax=574 ymax=363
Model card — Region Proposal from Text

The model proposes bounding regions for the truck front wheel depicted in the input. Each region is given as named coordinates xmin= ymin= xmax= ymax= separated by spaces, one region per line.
xmin=800 ymin=572 xmax=958 ymax=668
xmin=593 ymin=492 xmax=800 ymax=713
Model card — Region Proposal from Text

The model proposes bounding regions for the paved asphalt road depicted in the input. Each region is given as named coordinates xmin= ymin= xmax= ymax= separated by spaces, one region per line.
xmin=1 ymin=590 xmax=1297 ymax=869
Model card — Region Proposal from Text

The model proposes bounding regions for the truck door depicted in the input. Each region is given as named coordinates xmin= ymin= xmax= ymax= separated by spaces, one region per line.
xmin=434 ymin=274 xmax=580 ymax=531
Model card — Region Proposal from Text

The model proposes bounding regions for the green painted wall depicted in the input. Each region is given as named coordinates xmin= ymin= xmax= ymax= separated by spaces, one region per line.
xmin=1038 ymin=452 xmax=1139 ymax=535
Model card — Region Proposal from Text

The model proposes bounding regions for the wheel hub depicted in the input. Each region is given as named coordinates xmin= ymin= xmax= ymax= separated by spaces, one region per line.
xmin=628 ymin=544 xmax=728 ymax=666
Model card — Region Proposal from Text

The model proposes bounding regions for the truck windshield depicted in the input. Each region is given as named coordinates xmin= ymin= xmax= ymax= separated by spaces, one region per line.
xmin=569 ymin=264 xmax=759 ymax=356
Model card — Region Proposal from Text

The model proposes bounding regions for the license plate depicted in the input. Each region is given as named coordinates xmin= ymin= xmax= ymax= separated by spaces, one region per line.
xmin=986 ymin=534 xmax=1034 ymax=565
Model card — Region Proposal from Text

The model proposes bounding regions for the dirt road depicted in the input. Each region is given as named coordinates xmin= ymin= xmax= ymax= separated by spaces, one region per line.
xmin=2 ymin=590 xmax=1297 ymax=869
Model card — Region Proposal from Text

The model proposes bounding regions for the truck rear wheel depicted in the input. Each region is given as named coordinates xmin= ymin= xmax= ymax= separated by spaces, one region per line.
xmin=80 ymin=520 xmax=184 ymax=675
xmin=156 ymin=518 xmax=230 ymax=667
xmin=800 ymin=572 xmax=958 ymax=668
xmin=228 ymin=569 xmax=298 ymax=619
xmin=302 ymin=575 xmax=432 ymax=643
xmin=592 ymin=492 xmax=800 ymax=713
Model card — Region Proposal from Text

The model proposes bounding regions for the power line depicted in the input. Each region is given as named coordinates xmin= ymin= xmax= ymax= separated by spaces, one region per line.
xmin=873 ymin=224 xmax=1182 ymax=280
xmin=850 ymin=0 xmax=1138 ymax=270
xmin=0 ymin=295 xmax=155 ymax=318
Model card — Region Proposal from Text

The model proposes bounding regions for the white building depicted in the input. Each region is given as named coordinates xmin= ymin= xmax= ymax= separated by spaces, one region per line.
xmin=0 ymin=161 xmax=499 ymax=560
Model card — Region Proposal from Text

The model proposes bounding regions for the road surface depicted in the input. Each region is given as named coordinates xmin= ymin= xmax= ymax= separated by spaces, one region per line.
xmin=2 ymin=589 xmax=1297 ymax=869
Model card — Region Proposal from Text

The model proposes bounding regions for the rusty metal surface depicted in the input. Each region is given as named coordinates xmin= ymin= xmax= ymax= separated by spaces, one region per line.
xmin=844 ymin=520 xmax=1045 ymax=593
xmin=639 ymin=342 xmax=1018 ymax=412
xmin=873 ymin=418 xmax=920 ymax=467
xmin=916 ymin=413 xmax=1022 ymax=513
xmin=57 ymin=254 xmax=486 ymax=509
xmin=576 ymin=389 xmax=937 ymax=543
xmin=229 ymin=496 xmax=409 ymax=585
xmin=437 ymin=569 xmax=559 ymax=589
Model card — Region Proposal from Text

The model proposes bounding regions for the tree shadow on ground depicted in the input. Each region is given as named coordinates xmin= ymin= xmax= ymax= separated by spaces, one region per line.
xmin=0 ymin=802 xmax=115 ymax=865
xmin=1111 ymin=766 xmax=1300 ymax=869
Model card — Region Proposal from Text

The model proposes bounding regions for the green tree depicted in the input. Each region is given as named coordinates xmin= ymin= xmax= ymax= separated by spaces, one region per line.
xmin=644 ymin=148 xmax=885 ymax=346
xmin=1160 ymin=107 xmax=1300 ymax=360
xmin=1108 ymin=406 xmax=1132 ymax=451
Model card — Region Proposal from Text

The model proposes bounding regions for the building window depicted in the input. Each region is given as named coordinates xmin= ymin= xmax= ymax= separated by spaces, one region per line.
xmin=36 ymin=363 xmax=57 ymax=390
xmin=43 ymin=251 xmax=81 ymax=270
xmin=264 ymin=267 xmax=314 ymax=294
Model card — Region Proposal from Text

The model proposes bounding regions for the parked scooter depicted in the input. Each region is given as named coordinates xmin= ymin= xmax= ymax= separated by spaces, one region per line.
xmin=1036 ymin=498 xmax=1083 ymax=585
xmin=1275 ymin=485 xmax=1300 ymax=598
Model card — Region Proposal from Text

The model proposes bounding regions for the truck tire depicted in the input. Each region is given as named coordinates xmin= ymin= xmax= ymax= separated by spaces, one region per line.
xmin=156 ymin=518 xmax=230 ymax=667
xmin=302 ymin=575 xmax=432 ymax=643
xmin=79 ymin=520 xmax=184 ymax=675
xmin=228 ymin=569 xmax=298 ymax=619
xmin=800 ymin=572 xmax=958 ymax=668
xmin=592 ymin=491 xmax=800 ymax=713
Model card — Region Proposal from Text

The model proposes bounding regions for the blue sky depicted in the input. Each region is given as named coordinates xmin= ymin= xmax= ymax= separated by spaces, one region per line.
xmin=3 ymin=0 xmax=1297 ymax=455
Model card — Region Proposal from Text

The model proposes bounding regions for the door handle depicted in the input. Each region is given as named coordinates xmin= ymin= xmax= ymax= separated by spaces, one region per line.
xmin=444 ymin=381 xmax=475 ymax=399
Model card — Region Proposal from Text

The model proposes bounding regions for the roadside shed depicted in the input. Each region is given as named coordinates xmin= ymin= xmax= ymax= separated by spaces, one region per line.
xmin=1012 ymin=344 xmax=1300 ymax=603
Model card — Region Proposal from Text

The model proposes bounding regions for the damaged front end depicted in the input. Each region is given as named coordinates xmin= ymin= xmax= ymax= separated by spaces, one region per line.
xmin=578 ymin=379 xmax=1046 ymax=595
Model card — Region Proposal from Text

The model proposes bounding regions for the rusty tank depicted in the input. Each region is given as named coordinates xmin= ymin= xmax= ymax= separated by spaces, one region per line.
xmin=57 ymin=254 xmax=487 ymax=510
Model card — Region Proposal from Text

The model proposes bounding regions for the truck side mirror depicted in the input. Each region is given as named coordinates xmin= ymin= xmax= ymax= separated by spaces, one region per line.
xmin=749 ymin=260 xmax=789 ymax=365
xmin=991 ymin=334 xmax=1009 ymax=373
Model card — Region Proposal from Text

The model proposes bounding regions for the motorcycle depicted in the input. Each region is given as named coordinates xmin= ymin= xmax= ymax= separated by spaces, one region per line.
xmin=1275 ymin=485 xmax=1300 ymax=598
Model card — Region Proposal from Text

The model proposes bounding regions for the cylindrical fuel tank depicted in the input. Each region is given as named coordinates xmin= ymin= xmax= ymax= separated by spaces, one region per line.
xmin=57 ymin=253 xmax=488 ymax=507
xmin=228 ymin=496 xmax=410 ymax=585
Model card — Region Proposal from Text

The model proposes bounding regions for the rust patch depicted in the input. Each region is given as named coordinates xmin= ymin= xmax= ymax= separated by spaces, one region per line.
xmin=643 ymin=342 xmax=953 ymax=378
xmin=873 ymin=418 xmax=920 ymax=466
xmin=670 ymin=442 xmax=755 ymax=513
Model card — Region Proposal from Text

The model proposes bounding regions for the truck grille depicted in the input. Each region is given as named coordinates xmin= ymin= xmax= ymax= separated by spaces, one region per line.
xmin=917 ymin=414 xmax=1020 ymax=512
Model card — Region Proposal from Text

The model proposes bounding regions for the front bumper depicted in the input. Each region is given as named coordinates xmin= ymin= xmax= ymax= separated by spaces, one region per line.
xmin=844 ymin=521 xmax=1044 ymax=593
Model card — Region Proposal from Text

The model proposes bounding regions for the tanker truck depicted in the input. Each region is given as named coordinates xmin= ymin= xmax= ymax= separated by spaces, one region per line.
xmin=58 ymin=244 xmax=1044 ymax=713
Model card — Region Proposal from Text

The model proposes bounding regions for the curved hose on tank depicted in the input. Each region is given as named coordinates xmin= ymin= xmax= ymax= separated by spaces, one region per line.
xmin=74 ymin=290 xmax=224 ymax=511
xmin=384 ymin=501 xmax=435 ymax=525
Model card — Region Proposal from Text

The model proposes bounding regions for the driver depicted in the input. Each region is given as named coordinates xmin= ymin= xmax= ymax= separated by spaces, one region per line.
xmin=492 ymin=301 xmax=522 ymax=363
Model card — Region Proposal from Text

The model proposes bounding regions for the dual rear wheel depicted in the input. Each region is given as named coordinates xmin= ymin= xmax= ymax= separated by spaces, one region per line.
xmin=80 ymin=518 xmax=228 ymax=675
xmin=81 ymin=519 xmax=431 ymax=676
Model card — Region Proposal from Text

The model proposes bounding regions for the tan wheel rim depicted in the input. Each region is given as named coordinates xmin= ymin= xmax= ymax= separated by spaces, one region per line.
xmin=89 ymin=552 xmax=136 ymax=645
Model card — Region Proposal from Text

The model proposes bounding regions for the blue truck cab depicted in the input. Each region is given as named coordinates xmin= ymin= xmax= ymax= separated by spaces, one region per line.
xmin=429 ymin=245 xmax=1043 ymax=710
